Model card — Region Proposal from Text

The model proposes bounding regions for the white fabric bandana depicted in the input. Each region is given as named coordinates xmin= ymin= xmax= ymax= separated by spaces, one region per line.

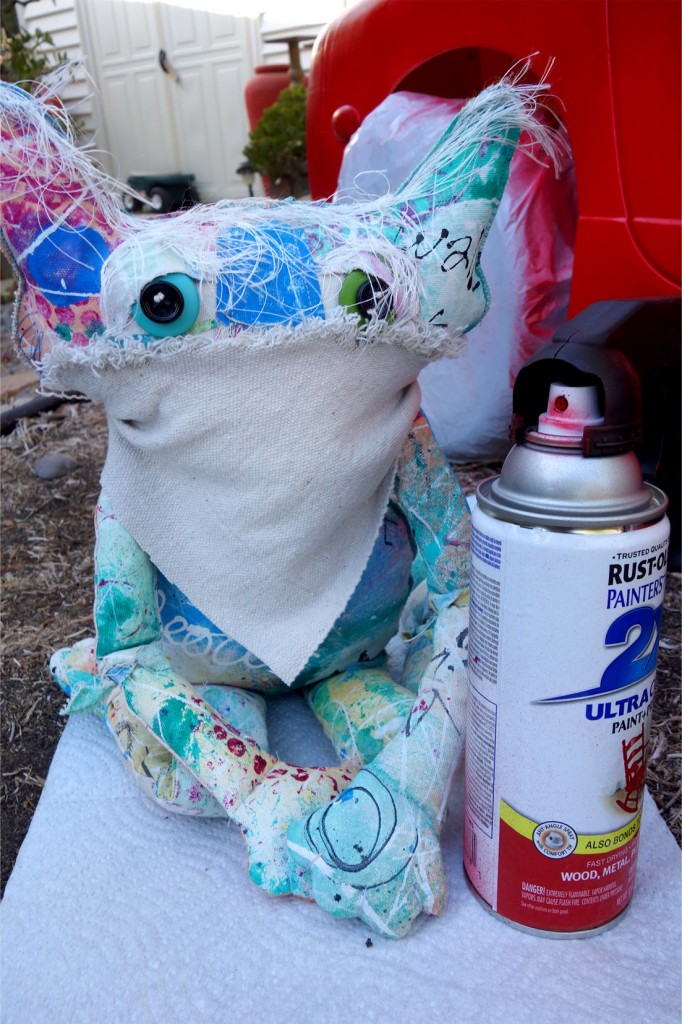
xmin=51 ymin=325 xmax=425 ymax=683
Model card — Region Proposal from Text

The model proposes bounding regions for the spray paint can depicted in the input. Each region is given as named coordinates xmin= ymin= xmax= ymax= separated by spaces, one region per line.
xmin=463 ymin=336 xmax=669 ymax=936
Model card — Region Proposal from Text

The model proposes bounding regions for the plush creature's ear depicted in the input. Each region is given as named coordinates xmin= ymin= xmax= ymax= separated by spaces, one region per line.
xmin=0 ymin=76 xmax=130 ymax=363
xmin=384 ymin=78 xmax=560 ymax=334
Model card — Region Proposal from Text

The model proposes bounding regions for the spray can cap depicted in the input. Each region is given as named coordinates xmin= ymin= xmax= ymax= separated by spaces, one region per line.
xmin=510 ymin=303 xmax=645 ymax=457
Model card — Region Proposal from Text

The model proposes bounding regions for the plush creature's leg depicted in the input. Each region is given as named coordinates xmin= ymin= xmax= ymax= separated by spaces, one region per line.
xmin=288 ymin=415 xmax=470 ymax=937
xmin=52 ymin=493 xmax=354 ymax=894
xmin=103 ymin=644 xmax=354 ymax=894
xmin=51 ymin=637 xmax=269 ymax=816
xmin=307 ymin=666 xmax=415 ymax=768
xmin=108 ymin=682 xmax=271 ymax=816
xmin=106 ymin=687 xmax=225 ymax=815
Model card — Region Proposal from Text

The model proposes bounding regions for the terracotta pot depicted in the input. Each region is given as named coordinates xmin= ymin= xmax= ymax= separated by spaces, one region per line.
xmin=244 ymin=64 xmax=291 ymax=131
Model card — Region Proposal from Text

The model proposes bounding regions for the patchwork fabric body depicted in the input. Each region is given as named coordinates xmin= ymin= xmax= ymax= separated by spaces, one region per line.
xmin=1 ymin=67 xmax=559 ymax=937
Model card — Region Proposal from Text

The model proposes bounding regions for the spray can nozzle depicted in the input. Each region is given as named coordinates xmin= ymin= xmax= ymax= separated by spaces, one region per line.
xmin=527 ymin=383 xmax=605 ymax=448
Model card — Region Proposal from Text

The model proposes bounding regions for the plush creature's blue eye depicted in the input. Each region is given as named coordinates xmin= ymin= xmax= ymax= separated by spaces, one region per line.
xmin=339 ymin=271 xmax=392 ymax=323
xmin=133 ymin=273 xmax=200 ymax=337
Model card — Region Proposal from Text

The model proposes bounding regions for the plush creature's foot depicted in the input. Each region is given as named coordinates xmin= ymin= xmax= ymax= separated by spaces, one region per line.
xmin=287 ymin=767 xmax=446 ymax=938
xmin=232 ymin=761 xmax=356 ymax=895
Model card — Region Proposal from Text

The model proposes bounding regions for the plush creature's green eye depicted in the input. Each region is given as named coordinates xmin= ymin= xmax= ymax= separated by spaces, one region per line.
xmin=339 ymin=271 xmax=393 ymax=323
xmin=133 ymin=273 xmax=200 ymax=337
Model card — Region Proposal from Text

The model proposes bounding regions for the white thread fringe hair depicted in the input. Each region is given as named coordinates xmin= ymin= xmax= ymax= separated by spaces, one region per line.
xmin=2 ymin=59 xmax=563 ymax=375
xmin=0 ymin=64 xmax=138 ymax=234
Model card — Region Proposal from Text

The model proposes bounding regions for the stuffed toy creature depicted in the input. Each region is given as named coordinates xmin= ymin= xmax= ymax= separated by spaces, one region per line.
xmin=1 ymin=69 xmax=556 ymax=938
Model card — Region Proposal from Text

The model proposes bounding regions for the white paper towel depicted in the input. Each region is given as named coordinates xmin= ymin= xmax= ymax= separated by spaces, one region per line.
xmin=2 ymin=696 xmax=680 ymax=1024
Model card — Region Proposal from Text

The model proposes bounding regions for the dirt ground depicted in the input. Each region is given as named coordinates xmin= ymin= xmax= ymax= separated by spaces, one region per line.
xmin=1 ymin=350 xmax=680 ymax=896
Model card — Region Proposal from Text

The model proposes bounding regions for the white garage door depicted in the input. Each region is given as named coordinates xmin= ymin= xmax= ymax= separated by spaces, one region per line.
xmin=77 ymin=0 xmax=260 ymax=201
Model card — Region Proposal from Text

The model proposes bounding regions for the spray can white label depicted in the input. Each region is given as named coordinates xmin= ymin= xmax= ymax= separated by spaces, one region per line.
xmin=464 ymin=504 xmax=670 ymax=933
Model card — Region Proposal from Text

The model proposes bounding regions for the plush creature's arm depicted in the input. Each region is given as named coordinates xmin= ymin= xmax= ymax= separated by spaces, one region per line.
xmin=52 ymin=495 xmax=274 ymax=814
xmin=379 ymin=411 xmax=470 ymax=814
xmin=51 ymin=494 xmax=354 ymax=882
xmin=288 ymin=415 xmax=470 ymax=937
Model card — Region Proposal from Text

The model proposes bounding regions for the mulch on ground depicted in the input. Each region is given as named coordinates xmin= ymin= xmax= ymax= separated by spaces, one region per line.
xmin=1 ymin=396 xmax=680 ymax=896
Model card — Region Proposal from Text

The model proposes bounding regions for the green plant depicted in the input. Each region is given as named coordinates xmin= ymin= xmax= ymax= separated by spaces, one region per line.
xmin=0 ymin=26 xmax=66 ymax=85
xmin=243 ymin=83 xmax=308 ymax=197
xmin=1 ymin=0 xmax=67 ymax=87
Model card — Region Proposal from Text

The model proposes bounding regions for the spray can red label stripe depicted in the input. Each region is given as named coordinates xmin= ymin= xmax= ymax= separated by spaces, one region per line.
xmin=495 ymin=801 xmax=641 ymax=931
